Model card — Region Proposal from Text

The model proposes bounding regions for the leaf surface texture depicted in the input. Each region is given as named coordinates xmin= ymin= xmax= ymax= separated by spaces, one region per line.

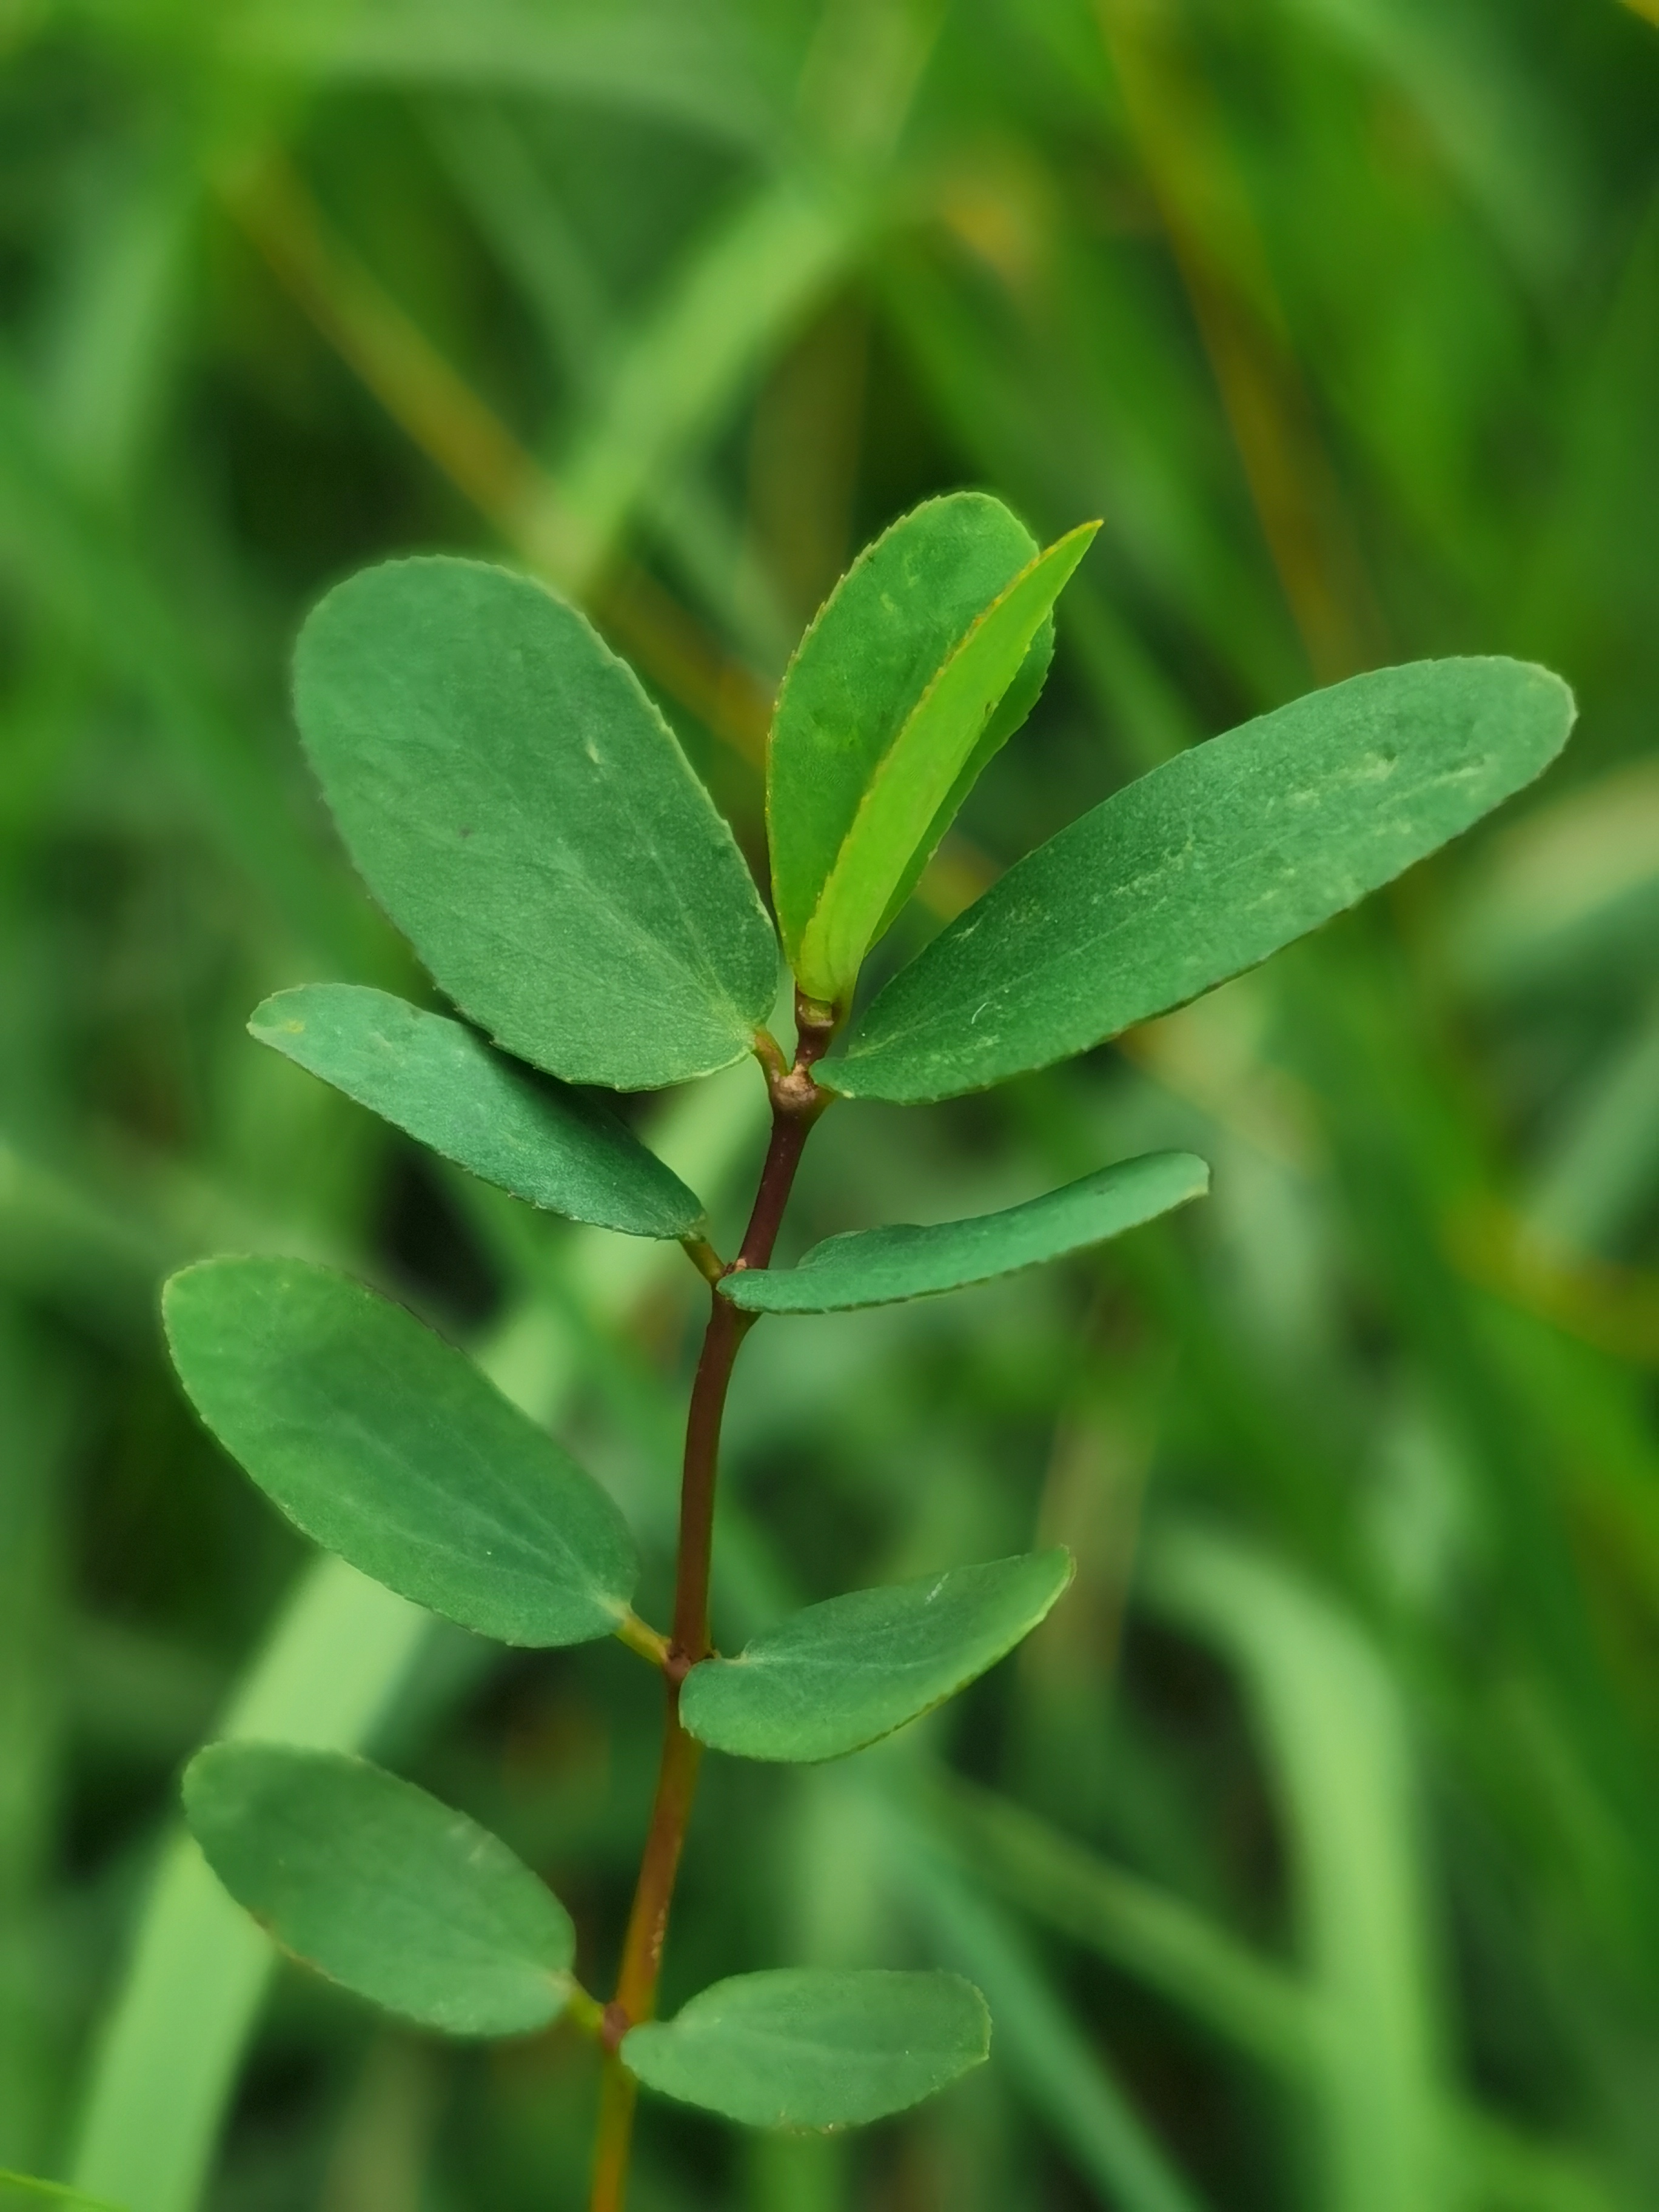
xmin=682 ymin=1550 xmax=1073 ymax=1761
xmin=720 ymin=1154 xmax=1208 ymax=1312
xmin=252 ymin=985 xmax=704 ymax=1236
xmin=164 ymin=1258 xmax=638 ymax=1645
xmin=294 ymin=557 xmax=778 ymax=1090
xmin=623 ymin=1968 xmax=990 ymax=2127
xmin=184 ymin=1744 xmax=574 ymax=2037
xmin=826 ymin=659 xmax=1575 ymax=1101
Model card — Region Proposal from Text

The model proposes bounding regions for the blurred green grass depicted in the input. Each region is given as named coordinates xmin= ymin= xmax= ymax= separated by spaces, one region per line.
xmin=2 ymin=1 xmax=1658 ymax=2207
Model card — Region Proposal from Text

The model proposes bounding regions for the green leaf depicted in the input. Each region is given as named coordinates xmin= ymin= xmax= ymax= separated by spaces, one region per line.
xmin=183 ymin=1744 xmax=575 ymax=2037
xmin=719 ymin=1153 xmax=1208 ymax=1312
xmin=824 ymin=658 xmax=1576 ymax=1102
xmin=73 ymin=1073 xmax=761 ymax=2212
xmin=293 ymin=556 xmax=778 ymax=1090
xmin=769 ymin=494 xmax=1066 ymax=986
xmin=769 ymin=494 xmax=1036 ymax=958
xmin=250 ymin=984 xmax=705 ymax=1239
xmin=795 ymin=520 xmax=1099 ymax=1007
xmin=680 ymin=1550 xmax=1074 ymax=1762
xmin=623 ymin=1968 xmax=990 ymax=2128
xmin=163 ymin=1258 xmax=638 ymax=1645
xmin=872 ymin=612 xmax=1054 ymax=948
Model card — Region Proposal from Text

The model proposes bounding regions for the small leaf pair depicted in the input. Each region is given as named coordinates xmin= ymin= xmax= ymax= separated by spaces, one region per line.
xmin=185 ymin=1744 xmax=987 ymax=2128
xmin=164 ymin=1258 xmax=1072 ymax=1764
xmin=769 ymin=492 xmax=1099 ymax=1010
xmin=245 ymin=987 xmax=1209 ymax=1290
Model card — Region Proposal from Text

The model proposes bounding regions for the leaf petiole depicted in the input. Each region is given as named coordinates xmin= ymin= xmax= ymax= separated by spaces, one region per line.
xmin=679 ymin=1233 xmax=727 ymax=1285
xmin=564 ymin=1985 xmax=609 ymax=2042
xmin=614 ymin=1611 xmax=674 ymax=1670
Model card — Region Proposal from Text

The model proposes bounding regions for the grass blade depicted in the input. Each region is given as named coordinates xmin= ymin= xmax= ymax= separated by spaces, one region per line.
xmin=1148 ymin=1526 xmax=1456 ymax=2212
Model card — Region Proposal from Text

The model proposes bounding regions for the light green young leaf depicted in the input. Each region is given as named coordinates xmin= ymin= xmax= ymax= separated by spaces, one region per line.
xmin=824 ymin=658 xmax=1576 ymax=1102
xmin=795 ymin=520 xmax=1099 ymax=1007
xmin=293 ymin=557 xmax=778 ymax=1091
xmin=183 ymin=1744 xmax=575 ymax=2037
xmin=872 ymin=612 xmax=1054 ymax=948
xmin=163 ymin=1258 xmax=638 ymax=1646
xmin=720 ymin=1153 xmax=1207 ymax=1313
xmin=769 ymin=494 xmax=1036 ymax=952
xmin=623 ymin=1968 xmax=990 ymax=2128
xmin=250 ymin=984 xmax=705 ymax=1239
xmin=769 ymin=494 xmax=1066 ymax=984
xmin=681 ymin=1551 xmax=1073 ymax=1762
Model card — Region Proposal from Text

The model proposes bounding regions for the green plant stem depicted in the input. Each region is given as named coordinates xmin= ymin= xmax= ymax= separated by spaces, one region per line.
xmin=589 ymin=1007 xmax=834 ymax=2212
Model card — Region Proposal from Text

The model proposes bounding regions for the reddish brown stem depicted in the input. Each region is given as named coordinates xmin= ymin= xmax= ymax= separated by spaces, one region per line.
xmin=588 ymin=1006 xmax=834 ymax=2211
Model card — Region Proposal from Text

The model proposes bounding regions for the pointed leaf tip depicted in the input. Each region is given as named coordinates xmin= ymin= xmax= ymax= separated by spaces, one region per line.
xmin=184 ymin=1744 xmax=575 ymax=2037
xmin=163 ymin=1256 xmax=638 ymax=1646
xmin=682 ymin=1550 xmax=1074 ymax=1762
xmin=623 ymin=1968 xmax=990 ymax=2128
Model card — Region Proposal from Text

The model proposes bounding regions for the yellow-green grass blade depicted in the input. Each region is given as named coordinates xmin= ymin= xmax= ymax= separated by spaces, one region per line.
xmin=1150 ymin=1527 xmax=1456 ymax=2212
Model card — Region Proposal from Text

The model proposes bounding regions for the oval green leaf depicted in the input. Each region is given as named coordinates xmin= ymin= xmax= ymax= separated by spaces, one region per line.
xmin=719 ymin=1152 xmax=1208 ymax=1313
xmin=163 ymin=1257 xmax=638 ymax=1646
xmin=623 ymin=1968 xmax=990 ymax=2128
xmin=794 ymin=520 xmax=1099 ymax=1008
xmin=293 ymin=556 xmax=779 ymax=1091
xmin=681 ymin=1550 xmax=1074 ymax=1763
xmin=183 ymin=1744 xmax=575 ymax=2037
xmin=250 ymin=984 xmax=705 ymax=1239
xmin=823 ymin=657 xmax=1576 ymax=1102
xmin=769 ymin=494 xmax=1047 ymax=976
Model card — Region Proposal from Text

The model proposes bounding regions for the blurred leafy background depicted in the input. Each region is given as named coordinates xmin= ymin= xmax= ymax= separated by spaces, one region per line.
xmin=3 ymin=0 xmax=1659 ymax=2207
